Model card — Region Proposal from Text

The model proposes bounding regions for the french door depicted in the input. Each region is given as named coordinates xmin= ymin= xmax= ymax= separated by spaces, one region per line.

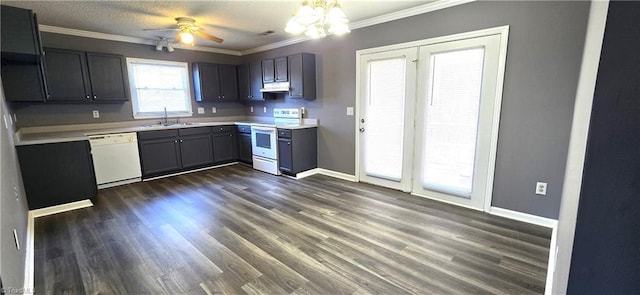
xmin=358 ymin=30 xmax=505 ymax=210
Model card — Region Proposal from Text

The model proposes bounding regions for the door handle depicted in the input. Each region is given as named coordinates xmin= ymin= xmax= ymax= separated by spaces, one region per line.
xmin=359 ymin=128 xmax=365 ymax=133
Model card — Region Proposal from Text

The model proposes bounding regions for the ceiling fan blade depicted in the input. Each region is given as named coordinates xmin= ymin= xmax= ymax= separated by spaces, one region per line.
xmin=195 ymin=31 xmax=223 ymax=44
xmin=144 ymin=28 xmax=181 ymax=31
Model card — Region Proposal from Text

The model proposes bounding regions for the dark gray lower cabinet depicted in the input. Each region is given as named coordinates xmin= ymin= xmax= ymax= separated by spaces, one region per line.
xmin=16 ymin=140 xmax=97 ymax=210
xmin=237 ymin=125 xmax=252 ymax=164
xmin=278 ymin=127 xmax=317 ymax=175
xmin=138 ymin=130 xmax=181 ymax=177
xmin=179 ymin=128 xmax=214 ymax=169
xmin=212 ymin=125 xmax=237 ymax=164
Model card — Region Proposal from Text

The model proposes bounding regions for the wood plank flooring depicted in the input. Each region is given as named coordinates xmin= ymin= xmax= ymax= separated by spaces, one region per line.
xmin=34 ymin=164 xmax=551 ymax=294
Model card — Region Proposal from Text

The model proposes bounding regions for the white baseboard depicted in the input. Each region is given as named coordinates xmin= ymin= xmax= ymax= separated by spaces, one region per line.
xmin=317 ymin=169 xmax=357 ymax=182
xmin=294 ymin=168 xmax=320 ymax=179
xmin=98 ymin=177 xmax=141 ymax=189
xmin=30 ymin=199 xmax=94 ymax=218
xmin=143 ymin=162 xmax=239 ymax=182
xmin=23 ymin=211 xmax=35 ymax=294
xmin=410 ymin=192 xmax=483 ymax=212
xmin=489 ymin=206 xmax=558 ymax=228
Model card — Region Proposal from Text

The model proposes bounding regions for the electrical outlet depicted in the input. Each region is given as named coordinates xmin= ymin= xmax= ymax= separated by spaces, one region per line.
xmin=14 ymin=186 xmax=19 ymax=200
xmin=92 ymin=110 xmax=100 ymax=118
xmin=211 ymin=107 xmax=217 ymax=113
xmin=197 ymin=107 xmax=205 ymax=114
xmin=263 ymin=106 xmax=267 ymax=113
xmin=13 ymin=229 xmax=20 ymax=250
xmin=536 ymin=182 xmax=548 ymax=195
xmin=347 ymin=107 xmax=354 ymax=116
xmin=250 ymin=106 xmax=254 ymax=113
xmin=13 ymin=113 xmax=17 ymax=123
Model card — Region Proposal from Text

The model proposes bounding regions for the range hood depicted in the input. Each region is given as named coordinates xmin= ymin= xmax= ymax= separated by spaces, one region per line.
xmin=260 ymin=82 xmax=290 ymax=93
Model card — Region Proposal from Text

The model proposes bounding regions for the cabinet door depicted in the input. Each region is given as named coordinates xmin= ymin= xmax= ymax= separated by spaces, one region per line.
xmin=238 ymin=64 xmax=250 ymax=100
xmin=262 ymin=59 xmax=275 ymax=82
xmin=213 ymin=132 xmax=236 ymax=163
xmin=275 ymin=57 xmax=288 ymax=82
xmin=239 ymin=133 xmax=253 ymax=164
xmin=44 ymin=48 xmax=91 ymax=101
xmin=219 ymin=64 xmax=238 ymax=101
xmin=180 ymin=134 xmax=214 ymax=169
xmin=193 ymin=62 xmax=222 ymax=101
xmin=288 ymin=53 xmax=316 ymax=100
xmin=87 ymin=52 xmax=129 ymax=101
xmin=250 ymin=61 xmax=273 ymax=100
xmin=16 ymin=141 xmax=97 ymax=210
xmin=0 ymin=5 xmax=42 ymax=60
xmin=139 ymin=137 xmax=182 ymax=177
xmin=278 ymin=138 xmax=293 ymax=172
xmin=1 ymin=63 xmax=47 ymax=102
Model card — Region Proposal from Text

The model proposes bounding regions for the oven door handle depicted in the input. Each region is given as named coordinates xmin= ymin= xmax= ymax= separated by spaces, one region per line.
xmin=251 ymin=127 xmax=276 ymax=133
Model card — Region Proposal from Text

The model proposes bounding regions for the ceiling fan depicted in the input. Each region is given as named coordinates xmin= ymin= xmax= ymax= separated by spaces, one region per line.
xmin=144 ymin=17 xmax=223 ymax=45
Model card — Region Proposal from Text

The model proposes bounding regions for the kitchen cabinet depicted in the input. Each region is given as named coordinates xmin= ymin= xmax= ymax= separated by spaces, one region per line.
xmin=237 ymin=125 xmax=253 ymax=164
xmin=138 ymin=129 xmax=182 ymax=177
xmin=277 ymin=127 xmax=317 ymax=175
xmin=212 ymin=125 xmax=238 ymax=164
xmin=1 ymin=5 xmax=42 ymax=62
xmin=178 ymin=127 xmax=214 ymax=169
xmin=193 ymin=62 xmax=238 ymax=101
xmin=1 ymin=63 xmax=47 ymax=102
xmin=262 ymin=57 xmax=288 ymax=83
xmin=288 ymin=53 xmax=316 ymax=100
xmin=43 ymin=48 xmax=129 ymax=102
xmin=16 ymin=140 xmax=97 ymax=210
xmin=238 ymin=62 xmax=274 ymax=101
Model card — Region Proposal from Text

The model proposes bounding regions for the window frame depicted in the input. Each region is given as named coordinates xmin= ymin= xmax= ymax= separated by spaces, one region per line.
xmin=126 ymin=57 xmax=193 ymax=119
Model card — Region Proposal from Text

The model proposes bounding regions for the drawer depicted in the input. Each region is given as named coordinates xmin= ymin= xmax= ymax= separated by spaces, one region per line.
xmin=179 ymin=127 xmax=211 ymax=136
xmin=277 ymin=129 xmax=292 ymax=138
xmin=137 ymin=129 xmax=178 ymax=140
xmin=236 ymin=125 xmax=252 ymax=134
xmin=212 ymin=125 xmax=235 ymax=133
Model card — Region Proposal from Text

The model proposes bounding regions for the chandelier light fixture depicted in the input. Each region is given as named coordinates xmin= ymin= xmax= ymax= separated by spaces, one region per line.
xmin=285 ymin=0 xmax=351 ymax=38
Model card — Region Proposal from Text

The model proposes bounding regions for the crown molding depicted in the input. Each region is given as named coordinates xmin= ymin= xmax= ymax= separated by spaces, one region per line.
xmin=241 ymin=0 xmax=475 ymax=55
xmin=38 ymin=25 xmax=242 ymax=56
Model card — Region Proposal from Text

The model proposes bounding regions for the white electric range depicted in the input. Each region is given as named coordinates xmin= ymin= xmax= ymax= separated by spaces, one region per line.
xmin=251 ymin=109 xmax=302 ymax=175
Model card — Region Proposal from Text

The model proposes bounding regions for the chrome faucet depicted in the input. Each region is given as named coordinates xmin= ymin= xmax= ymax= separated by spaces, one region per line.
xmin=163 ymin=107 xmax=168 ymax=125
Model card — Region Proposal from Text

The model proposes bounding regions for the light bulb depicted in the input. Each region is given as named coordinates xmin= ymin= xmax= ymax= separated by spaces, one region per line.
xmin=295 ymin=2 xmax=320 ymax=25
xmin=285 ymin=17 xmax=306 ymax=35
xmin=328 ymin=23 xmax=350 ymax=35
xmin=179 ymin=31 xmax=194 ymax=45
xmin=326 ymin=6 xmax=348 ymax=25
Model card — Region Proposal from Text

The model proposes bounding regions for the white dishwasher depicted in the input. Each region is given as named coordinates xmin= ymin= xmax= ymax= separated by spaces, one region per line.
xmin=89 ymin=133 xmax=142 ymax=189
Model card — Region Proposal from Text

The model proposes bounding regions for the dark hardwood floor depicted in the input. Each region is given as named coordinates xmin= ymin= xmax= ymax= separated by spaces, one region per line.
xmin=34 ymin=164 xmax=551 ymax=294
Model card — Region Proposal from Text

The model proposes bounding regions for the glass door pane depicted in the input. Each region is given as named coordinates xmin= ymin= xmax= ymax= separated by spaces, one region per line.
xmin=422 ymin=48 xmax=485 ymax=197
xmin=364 ymin=57 xmax=407 ymax=181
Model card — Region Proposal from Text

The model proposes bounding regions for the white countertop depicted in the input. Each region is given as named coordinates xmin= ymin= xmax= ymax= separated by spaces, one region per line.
xmin=15 ymin=118 xmax=318 ymax=146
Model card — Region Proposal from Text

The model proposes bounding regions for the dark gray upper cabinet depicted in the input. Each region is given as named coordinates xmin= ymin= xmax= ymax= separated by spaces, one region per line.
xmin=43 ymin=48 xmax=129 ymax=102
xmin=288 ymin=53 xmax=316 ymax=100
xmin=1 ymin=5 xmax=43 ymax=62
xmin=212 ymin=125 xmax=238 ymax=164
xmin=193 ymin=62 xmax=238 ymax=101
xmin=277 ymin=127 xmax=317 ymax=175
xmin=262 ymin=57 xmax=288 ymax=83
xmin=238 ymin=61 xmax=274 ymax=101
xmin=16 ymin=140 xmax=97 ymax=210
xmin=86 ymin=53 xmax=129 ymax=102
xmin=1 ymin=63 xmax=47 ymax=102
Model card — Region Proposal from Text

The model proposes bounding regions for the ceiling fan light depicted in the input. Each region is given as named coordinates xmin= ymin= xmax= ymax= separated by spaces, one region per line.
xmin=328 ymin=23 xmax=350 ymax=35
xmin=178 ymin=30 xmax=194 ymax=45
xmin=155 ymin=40 xmax=163 ymax=51
xmin=285 ymin=18 xmax=306 ymax=35
xmin=166 ymin=42 xmax=175 ymax=52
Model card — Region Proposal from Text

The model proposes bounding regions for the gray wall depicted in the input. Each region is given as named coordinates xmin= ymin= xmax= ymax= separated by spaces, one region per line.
xmin=11 ymin=32 xmax=245 ymax=127
xmin=0 ymin=81 xmax=30 ymax=290
xmin=241 ymin=1 xmax=590 ymax=219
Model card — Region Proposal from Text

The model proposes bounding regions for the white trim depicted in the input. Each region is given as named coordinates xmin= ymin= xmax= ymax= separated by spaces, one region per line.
xmin=241 ymin=0 xmax=475 ymax=55
xmin=39 ymin=25 xmax=241 ymax=56
xmin=97 ymin=177 xmax=141 ymax=190
xmin=411 ymin=192 xmax=481 ymax=211
xmin=545 ymin=224 xmax=559 ymax=295
xmin=317 ymin=169 xmax=357 ymax=182
xmin=23 ymin=212 xmax=35 ymax=294
xmin=30 ymin=199 xmax=94 ymax=218
xmin=143 ymin=162 xmax=239 ymax=181
xmin=294 ymin=168 xmax=321 ymax=179
xmin=489 ymin=207 xmax=558 ymax=229
xmin=551 ymin=1 xmax=609 ymax=294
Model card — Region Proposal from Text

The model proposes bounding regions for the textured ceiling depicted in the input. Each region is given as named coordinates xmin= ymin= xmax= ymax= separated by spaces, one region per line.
xmin=2 ymin=1 xmax=432 ymax=51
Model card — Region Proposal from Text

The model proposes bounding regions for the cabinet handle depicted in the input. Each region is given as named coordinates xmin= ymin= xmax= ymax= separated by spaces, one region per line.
xmin=222 ymin=95 xmax=225 ymax=98
xmin=180 ymin=139 xmax=184 ymax=143
xmin=93 ymin=95 xmax=97 ymax=99
xmin=86 ymin=95 xmax=90 ymax=99
xmin=287 ymin=142 xmax=291 ymax=145
xmin=174 ymin=140 xmax=178 ymax=143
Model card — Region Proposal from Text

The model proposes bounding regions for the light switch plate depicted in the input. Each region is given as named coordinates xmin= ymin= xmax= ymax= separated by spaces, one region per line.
xmin=250 ymin=106 xmax=254 ymax=113
xmin=263 ymin=106 xmax=267 ymax=113
xmin=211 ymin=107 xmax=217 ymax=113
xmin=347 ymin=107 xmax=354 ymax=116
xmin=197 ymin=107 xmax=205 ymax=114
xmin=92 ymin=110 xmax=100 ymax=118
